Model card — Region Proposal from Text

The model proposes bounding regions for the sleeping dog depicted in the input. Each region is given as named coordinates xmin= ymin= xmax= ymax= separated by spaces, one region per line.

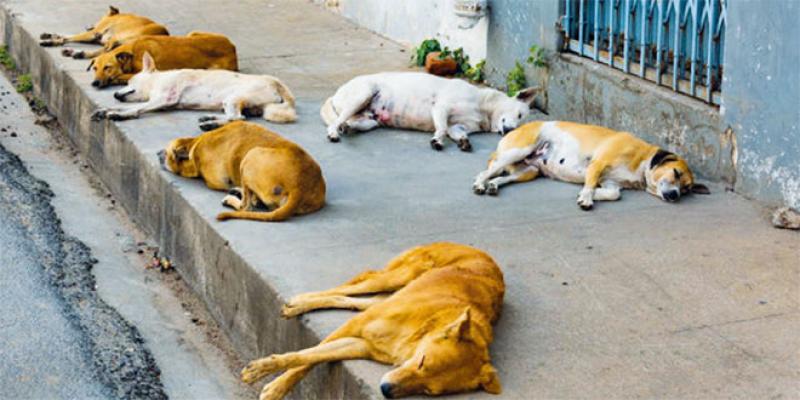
xmin=159 ymin=121 xmax=325 ymax=222
xmin=39 ymin=6 xmax=168 ymax=60
xmin=473 ymin=121 xmax=710 ymax=209
xmin=321 ymin=72 xmax=540 ymax=151
xmin=87 ymin=32 xmax=237 ymax=87
xmin=243 ymin=242 xmax=505 ymax=399
xmin=92 ymin=52 xmax=296 ymax=127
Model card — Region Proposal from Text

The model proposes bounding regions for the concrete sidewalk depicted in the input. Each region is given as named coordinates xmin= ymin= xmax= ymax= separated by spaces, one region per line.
xmin=1 ymin=0 xmax=798 ymax=398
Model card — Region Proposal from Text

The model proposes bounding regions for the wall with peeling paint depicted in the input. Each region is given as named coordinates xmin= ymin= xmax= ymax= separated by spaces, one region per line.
xmin=720 ymin=2 xmax=800 ymax=209
xmin=315 ymin=0 xmax=488 ymax=60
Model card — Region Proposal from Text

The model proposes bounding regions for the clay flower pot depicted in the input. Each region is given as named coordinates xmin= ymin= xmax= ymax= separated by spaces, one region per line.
xmin=425 ymin=51 xmax=458 ymax=76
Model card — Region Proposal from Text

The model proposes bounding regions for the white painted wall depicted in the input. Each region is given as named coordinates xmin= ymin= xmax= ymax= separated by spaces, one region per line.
xmin=317 ymin=0 xmax=488 ymax=61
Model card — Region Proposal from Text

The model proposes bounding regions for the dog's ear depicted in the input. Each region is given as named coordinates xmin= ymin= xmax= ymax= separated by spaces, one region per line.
xmin=86 ymin=58 xmax=95 ymax=72
xmin=141 ymin=52 xmax=156 ymax=73
xmin=108 ymin=5 xmax=120 ymax=15
xmin=691 ymin=183 xmax=710 ymax=195
xmin=515 ymin=86 xmax=541 ymax=108
xmin=173 ymin=146 xmax=190 ymax=162
xmin=480 ymin=364 xmax=502 ymax=394
xmin=650 ymin=149 xmax=678 ymax=169
xmin=444 ymin=307 xmax=472 ymax=341
xmin=116 ymin=51 xmax=133 ymax=65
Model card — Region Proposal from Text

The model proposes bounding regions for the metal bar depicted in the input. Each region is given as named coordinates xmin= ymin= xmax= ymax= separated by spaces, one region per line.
xmin=672 ymin=0 xmax=680 ymax=90
xmin=565 ymin=0 xmax=572 ymax=38
xmin=706 ymin=0 xmax=715 ymax=102
xmin=623 ymin=0 xmax=631 ymax=72
xmin=688 ymin=0 xmax=698 ymax=96
xmin=579 ymin=0 xmax=586 ymax=55
xmin=594 ymin=0 xmax=601 ymax=60
xmin=608 ymin=0 xmax=616 ymax=67
xmin=655 ymin=0 xmax=664 ymax=84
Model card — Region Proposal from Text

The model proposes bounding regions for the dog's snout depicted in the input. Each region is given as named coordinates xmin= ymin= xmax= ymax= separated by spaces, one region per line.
xmin=157 ymin=150 xmax=166 ymax=167
xmin=501 ymin=125 xmax=514 ymax=135
xmin=380 ymin=382 xmax=395 ymax=399
xmin=663 ymin=189 xmax=680 ymax=202
xmin=113 ymin=90 xmax=132 ymax=101
xmin=91 ymin=80 xmax=101 ymax=87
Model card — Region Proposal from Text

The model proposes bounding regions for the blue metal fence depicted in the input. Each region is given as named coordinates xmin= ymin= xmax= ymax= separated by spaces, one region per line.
xmin=561 ymin=0 xmax=727 ymax=105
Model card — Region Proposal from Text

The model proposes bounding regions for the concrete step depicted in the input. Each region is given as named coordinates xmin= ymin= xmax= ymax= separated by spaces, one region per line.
xmin=1 ymin=0 xmax=797 ymax=399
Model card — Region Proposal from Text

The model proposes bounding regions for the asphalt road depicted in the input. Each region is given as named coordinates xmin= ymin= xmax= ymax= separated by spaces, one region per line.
xmin=0 ymin=143 xmax=166 ymax=399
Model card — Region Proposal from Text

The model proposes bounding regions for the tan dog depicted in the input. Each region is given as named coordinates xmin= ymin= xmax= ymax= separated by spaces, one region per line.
xmin=242 ymin=242 xmax=505 ymax=399
xmin=88 ymin=32 xmax=237 ymax=87
xmin=39 ymin=6 xmax=168 ymax=60
xmin=473 ymin=121 xmax=710 ymax=209
xmin=159 ymin=121 xmax=325 ymax=222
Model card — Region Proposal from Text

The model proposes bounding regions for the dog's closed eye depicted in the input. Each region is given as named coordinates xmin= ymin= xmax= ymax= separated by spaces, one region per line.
xmin=417 ymin=355 xmax=426 ymax=370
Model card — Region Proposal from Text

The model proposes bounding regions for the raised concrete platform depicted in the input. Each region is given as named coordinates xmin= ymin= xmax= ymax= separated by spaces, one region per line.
xmin=1 ymin=0 xmax=798 ymax=398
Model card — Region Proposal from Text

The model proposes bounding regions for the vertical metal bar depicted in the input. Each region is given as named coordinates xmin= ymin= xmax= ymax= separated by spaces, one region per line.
xmin=706 ymin=0 xmax=715 ymax=102
xmin=565 ymin=0 xmax=572 ymax=37
xmin=608 ymin=0 xmax=616 ymax=67
xmin=579 ymin=0 xmax=586 ymax=55
xmin=623 ymin=0 xmax=631 ymax=72
xmin=689 ymin=0 xmax=698 ymax=96
xmin=672 ymin=0 xmax=680 ymax=90
xmin=639 ymin=0 xmax=649 ymax=77
xmin=655 ymin=0 xmax=664 ymax=84
xmin=594 ymin=0 xmax=601 ymax=60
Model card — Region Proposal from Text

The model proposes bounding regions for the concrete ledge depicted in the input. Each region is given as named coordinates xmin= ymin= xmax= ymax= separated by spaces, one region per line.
xmin=2 ymin=1 xmax=798 ymax=399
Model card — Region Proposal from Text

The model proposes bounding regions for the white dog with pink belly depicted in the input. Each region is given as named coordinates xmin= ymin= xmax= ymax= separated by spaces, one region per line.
xmin=320 ymin=72 xmax=540 ymax=151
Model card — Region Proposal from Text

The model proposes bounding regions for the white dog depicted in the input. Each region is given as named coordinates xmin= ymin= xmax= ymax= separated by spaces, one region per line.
xmin=321 ymin=72 xmax=540 ymax=151
xmin=92 ymin=52 xmax=297 ymax=130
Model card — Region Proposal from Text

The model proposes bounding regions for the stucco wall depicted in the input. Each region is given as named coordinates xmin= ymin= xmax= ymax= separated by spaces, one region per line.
xmin=316 ymin=0 xmax=488 ymax=61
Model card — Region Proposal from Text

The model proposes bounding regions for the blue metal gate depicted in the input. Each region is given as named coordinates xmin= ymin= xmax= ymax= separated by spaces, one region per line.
xmin=560 ymin=0 xmax=727 ymax=105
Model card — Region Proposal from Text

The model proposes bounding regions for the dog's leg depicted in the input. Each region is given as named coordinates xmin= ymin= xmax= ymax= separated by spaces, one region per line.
xmin=486 ymin=165 xmax=539 ymax=196
xmin=593 ymin=180 xmax=622 ymax=201
xmin=255 ymin=366 xmax=311 ymax=400
xmin=243 ymin=337 xmax=371 ymax=383
xmin=94 ymin=93 xmax=177 ymax=121
xmin=282 ymin=294 xmax=389 ymax=318
xmin=64 ymin=47 xmax=104 ymax=60
xmin=446 ymin=124 xmax=473 ymax=152
xmin=40 ymin=30 xmax=100 ymax=47
xmin=221 ymin=187 xmax=244 ymax=209
xmin=429 ymin=105 xmax=450 ymax=150
xmin=473 ymin=147 xmax=532 ymax=194
xmin=344 ymin=114 xmax=380 ymax=133
xmin=200 ymin=96 xmax=246 ymax=131
xmin=326 ymin=89 xmax=375 ymax=142
xmin=577 ymin=159 xmax=609 ymax=210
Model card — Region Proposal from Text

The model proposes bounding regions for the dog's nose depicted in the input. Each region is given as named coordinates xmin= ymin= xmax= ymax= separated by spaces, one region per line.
xmin=91 ymin=80 xmax=101 ymax=87
xmin=380 ymin=382 xmax=394 ymax=399
xmin=501 ymin=126 xmax=514 ymax=135
xmin=113 ymin=91 xmax=125 ymax=101
xmin=157 ymin=150 xmax=166 ymax=167
xmin=663 ymin=190 xmax=680 ymax=202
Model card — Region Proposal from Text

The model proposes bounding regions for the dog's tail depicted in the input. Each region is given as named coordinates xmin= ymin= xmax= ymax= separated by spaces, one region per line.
xmin=263 ymin=80 xmax=297 ymax=123
xmin=320 ymin=96 xmax=338 ymax=126
xmin=216 ymin=192 xmax=299 ymax=222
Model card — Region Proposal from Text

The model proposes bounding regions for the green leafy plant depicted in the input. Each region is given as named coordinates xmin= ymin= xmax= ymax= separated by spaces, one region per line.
xmin=15 ymin=74 xmax=33 ymax=93
xmin=411 ymin=38 xmax=442 ymax=67
xmin=506 ymin=61 xmax=527 ymax=96
xmin=464 ymin=59 xmax=486 ymax=83
xmin=527 ymin=45 xmax=548 ymax=68
xmin=0 ymin=46 xmax=16 ymax=70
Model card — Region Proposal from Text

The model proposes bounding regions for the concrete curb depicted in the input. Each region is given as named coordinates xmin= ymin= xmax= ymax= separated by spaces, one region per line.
xmin=0 ymin=7 xmax=376 ymax=400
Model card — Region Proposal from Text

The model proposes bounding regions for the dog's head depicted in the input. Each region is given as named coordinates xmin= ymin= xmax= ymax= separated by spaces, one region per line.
xmin=159 ymin=137 xmax=198 ymax=177
xmin=379 ymin=308 xmax=501 ymax=398
xmin=490 ymin=87 xmax=540 ymax=135
xmin=88 ymin=46 xmax=138 ymax=88
xmin=646 ymin=149 xmax=710 ymax=202
xmin=113 ymin=52 xmax=157 ymax=102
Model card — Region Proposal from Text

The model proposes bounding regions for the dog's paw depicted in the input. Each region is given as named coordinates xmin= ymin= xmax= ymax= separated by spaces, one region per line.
xmin=221 ymin=195 xmax=238 ymax=209
xmin=457 ymin=138 xmax=472 ymax=152
xmin=241 ymin=356 xmax=282 ymax=384
xmin=430 ymin=138 xmax=444 ymax=151
xmin=39 ymin=33 xmax=53 ymax=40
xmin=197 ymin=115 xmax=217 ymax=123
xmin=106 ymin=112 xmax=128 ymax=121
xmin=39 ymin=39 xmax=58 ymax=47
xmin=91 ymin=109 xmax=108 ymax=121
xmin=577 ymin=189 xmax=594 ymax=211
xmin=280 ymin=303 xmax=304 ymax=319
xmin=327 ymin=132 xmax=341 ymax=142
xmin=60 ymin=48 xmax=74 ymax=57
xmin=473 ymin=182 xmax=487 ymax=195
xmin=199 ymin=121 xmax=222 ymax=132
xmin=227 ymin=187 xmax=243 ymax=198
xmin=71 ymin=50 xmax=87 ymax=60
xmin=486 ymin=182 xmax=499 ymax=196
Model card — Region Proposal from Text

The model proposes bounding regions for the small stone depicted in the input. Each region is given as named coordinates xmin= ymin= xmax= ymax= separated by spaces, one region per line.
xmin=562 ymin=281 xmax=568 ymax=286
xmin=10 ymin=132 xmax=17 ymax=137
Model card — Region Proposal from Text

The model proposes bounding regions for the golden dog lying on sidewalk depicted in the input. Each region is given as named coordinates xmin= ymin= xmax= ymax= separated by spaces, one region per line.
xmin=473 ymin=121 xmax=710 ymax=209
xmin=88 ymin=31 xmax=237 ymax=87
xmin=39 ymin=6 xmax=169 ymax=60
xmin=159 ymin=121 xmax=325 ymax=222
xmin=242 ymin=242 xmax=505 ymax=399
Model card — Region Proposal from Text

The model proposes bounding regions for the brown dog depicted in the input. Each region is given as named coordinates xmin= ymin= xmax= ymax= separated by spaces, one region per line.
xmin=89 ymin=32 xmax=237 ymax=87
xmin=159 ymin=121 xmax=325 ymax=222
xmin=242 ymin=242 xmax=505 ymax=399
xmin=39 ymin=6 xmax=168 ymax=60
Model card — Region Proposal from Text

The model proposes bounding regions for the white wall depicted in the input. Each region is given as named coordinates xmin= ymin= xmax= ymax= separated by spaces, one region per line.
xmin=318 ymin=0 xmax=488 ymax=61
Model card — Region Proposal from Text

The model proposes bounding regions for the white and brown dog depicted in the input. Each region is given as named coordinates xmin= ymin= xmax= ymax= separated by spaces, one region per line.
xmin=473 ymin=121 xmax=710 ymax=209
xmin=321 ymin=72 xmax=540 ymax=151
xmin=92 ymin=52 xmax=296 ymax=129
